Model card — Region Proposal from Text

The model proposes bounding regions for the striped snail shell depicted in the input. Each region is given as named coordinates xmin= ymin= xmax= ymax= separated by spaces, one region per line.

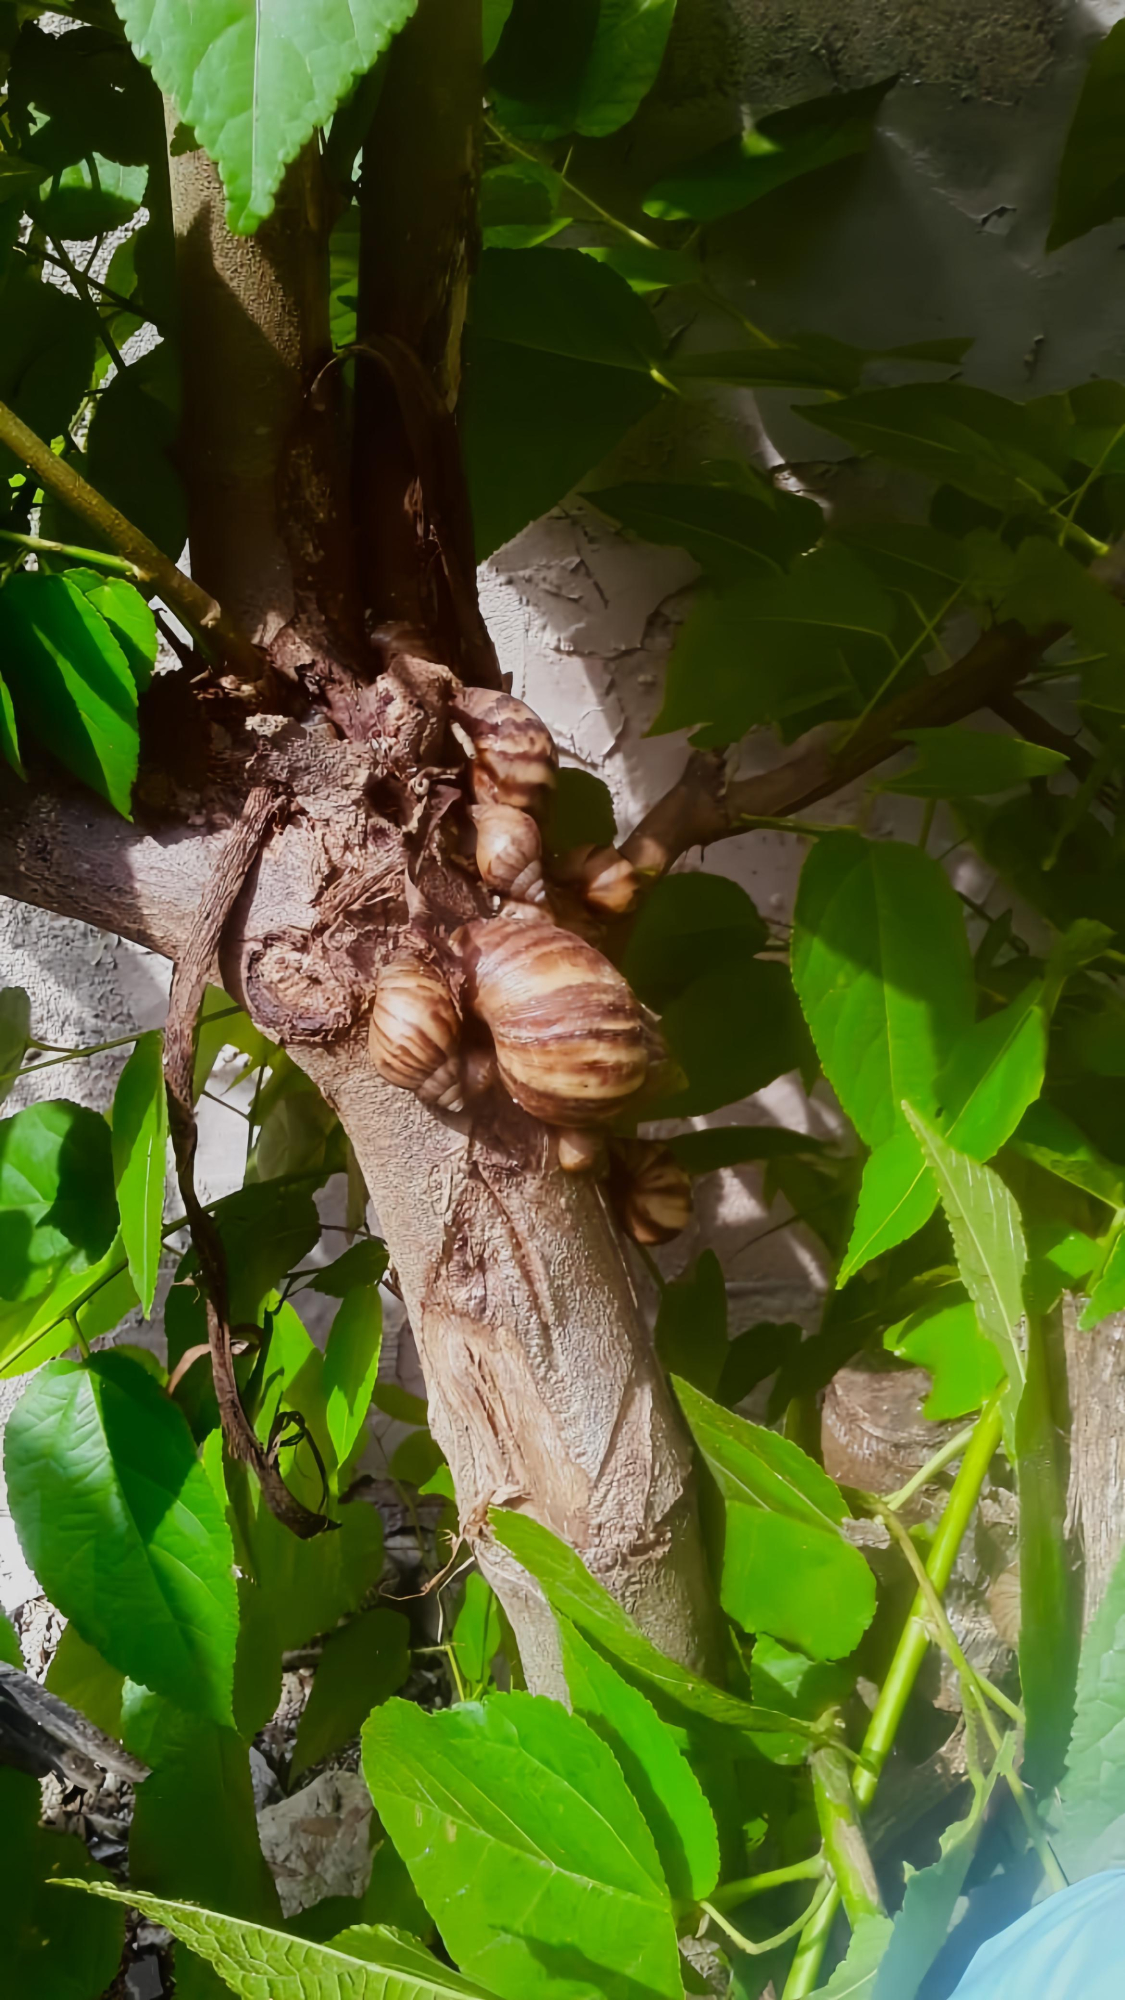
xmin=554 ymin=842 xmax=639 ymax=915
xmin=471 ymin=803 xmax=546 ymax=904
xmin=457 ymin=916 xmax=649 ymax=1126
xmin=450 ymin=687 xmax=558 ymax=821
xmin=368 ymin=953 xmax=463 ymax=1112
xmin=610 ymin=1141 xmax=693 ymax=1245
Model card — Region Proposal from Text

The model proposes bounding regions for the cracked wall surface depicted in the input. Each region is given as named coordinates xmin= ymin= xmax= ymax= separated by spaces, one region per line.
xmin=2 ymin=1 xmax=1124 ymax=1604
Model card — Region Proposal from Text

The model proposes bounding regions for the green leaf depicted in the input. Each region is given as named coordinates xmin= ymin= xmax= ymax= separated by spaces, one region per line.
xmin=490 ymin=1507 xmax=814 ymax=1740
xmin=125 ymin=1695 xmax=282 ymax=1952
xmin=1048 ymin=21 xmax=1125 ymax=248
xmin=114 ymin=0 xmax=419 ymax=232
xmin=810 ymin=1914 xmax=893 ymax=1998
xmin=560 ymin=1619 xmax=720 ymax=1904
xmin=242 ymin=1478 xmax=383 ymax=1657
xmin=363 ymin=1692 xmax=684 ymax=2000
xmin=879 ymin=727 xmax=1067 ymax=797
xmin=1012 ymin=1098 xmax=1125 ymax=1208
xmin=654 ymin=1250 xmax=728 ymax=1397
xmin=884 ymin=1286 xmax=1003 ymax=1420
xmin=0 ymin=1097 xmax=117 ymax=1302
xmin=309 ymin=1238 xmax=389 ymax=1297
xmin=0 ymin=271 xmax=94 ymax=481
xmin=653 ymin=545 xmax=896 ymax=744
xmin=0 ymin=1607 xmax=21 ymax=1668
xmin=39 ymin=154 xmax=147 ymax=237
xmin=462 ymin=247 xmax=663 ymax=555
xmin=998 ymin=534 xmax=1125 ymax=658
xmin=66 ymin=573 xmax=158 ymax=690
xmin=591 ymin=479 xmax=823 ymax=581
xmin=657 ymin=960 xmax=813 ymax=1118
xmin=0 ymin=571 xmax=138 ymax=816
xmin=483 ymin=0 xmax=514 ymax=61
xmin=674 ymin=1378 xmax=875 ymax=1658
xmin=181 ymin=1180 xmax=321 ymax=1328
xmin=0 ymin=1767 xmax=124 ymax=2000
xmin=322 ymin=1284 xmax=382 ymax=1464
xmin=1055 ymin=1536 xmax=1125 ymax=1875
xmin=1079 ymin=1221 xmax=1125 ymax=1329
xmin=0 ymin=1230 xmax=133 ymax=1381
xmin=0 ymin=670 xmax=22 ymax=779
xmin=838 ymin=1128 xmax=938 ymax=1284
xmin=792 ymin=833 xmax=975 ymax=1148
xmin=489 ymin=0 xmax=677 ymax=140
xmin=870 ymin=1742 xmax=1013 ymax=2000
xmin=63 ymin=1885 xmax=489 ymax=1998
xmin=452 ymin=1571 xmax=502 ymax=1692
xmin=644 ymin=79 xmax=894 ymax=222
xmin=936 ymin=988 xmax=1047 ymax=1161
xmin=580 ymin=243 xmax=699 ymax=292
xmin=751 ymin=1635 xmax=854 ymax=1765
xmin=666 ymin=1126 xmax=826 ymax=1174
xmin=543 ymin=766 xmax=617 ymax=854
xmin=903 ymin=1108 xmax=1027 ymax=1443
xmin=45 ymin=1625 xmax=125 ymax=1741
xmin=4 ymin=1352 xmax=239 ymax=1724
xmin=832 ymin=522 xmax=967 ymax=617
xmin=111 ymin=1029 xmax=167 ymax=1316
xmin=622 ymin=871 xmax=768 ymax=1010
xmin=1017 ymin=1307 xmax=1078 ymax=1795
xmin=0 ymin=986 xmax=31 ymax=1106
xmin=293 ymin=1607 xmax=410 ymax=1777
xmin=56 ymin=342 xmax=188 ymax=562
xmin=800 ymin=384 xmax=1069 ymax=514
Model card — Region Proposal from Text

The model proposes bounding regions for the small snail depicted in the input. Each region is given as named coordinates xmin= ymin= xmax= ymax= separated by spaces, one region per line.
xmin=609 ymin=1141 xmax=693 ymax=1245
xmin=457 ymin=916 xmax=649 ymax=1126
xmin=554 ymin=843 xmax=639 ymax=916
xmin=471 ymin=803 xmax=546 ymax=904
xmin=368 ymin=953 xmax=463 ymax=1111
xmin=557 ymin=1128 xmax=604 ymax=1174
xmin=450 ymin=688 xmax=557 ymax=821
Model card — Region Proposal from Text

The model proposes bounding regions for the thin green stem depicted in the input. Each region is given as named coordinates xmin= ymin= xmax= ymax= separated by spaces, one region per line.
xmin=0 ymin=396 xmax=263 ymax=681
xmin=702 ymin=1879 xmax=832 ymax=1958
xmin=918 ymin=796 xmax=937 ymax=850
xmin=0 ymin=1029 xmax=148 ymax=1089
xmin=0 ymin=527 xmax=141 ymax=575
xmin=485 ymin=116 xmax=659 ymax=250
xmin=732 ymin=813 xmax=842 ymax=839
xmin=708 ymin=1857 xmax=826 ymax=1913
xmin=876 ymin=1501 xmax=1024 ymax=1727
xmin=881 ymin=1423 xmax=977 ymax=1510
xmin=782 ymin=1399 xmax=1004 ymax=1997
xmin=41 ymin=227 xmax=128 ymax=377
xmin=811 ymin=1737 xmax=884 ymax=1926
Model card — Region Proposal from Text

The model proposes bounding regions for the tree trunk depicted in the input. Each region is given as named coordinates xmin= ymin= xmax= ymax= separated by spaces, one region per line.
xmin=153 ymin=8 xmax=720 ymax=1693
xmin=1064 ymin=1296 xmax=1125 ymax=1631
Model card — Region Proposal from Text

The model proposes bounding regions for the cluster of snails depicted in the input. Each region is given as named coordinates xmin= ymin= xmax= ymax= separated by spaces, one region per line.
xmin=367 ymin=684 xmax=692 ymax=1246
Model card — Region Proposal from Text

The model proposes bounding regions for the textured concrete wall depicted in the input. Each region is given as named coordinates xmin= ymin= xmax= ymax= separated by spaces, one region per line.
xmin=2 ymin=1 xmax=1123 ymax=1601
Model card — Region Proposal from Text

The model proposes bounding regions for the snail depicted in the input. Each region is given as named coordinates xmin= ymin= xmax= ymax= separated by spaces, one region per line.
xmin=554 ymin=842 xmax=639 ymax=916
xmin=471 ymin=803 xmax=546 ymax=904
xmin=609 ymin=1141 xmax=693 ymax=1245
xmin=457 ymin=916 xmax=649 ymax=1126
xmin=368 ymin=952 xmax=463 ymax=1111
xmin=557 ymin=1128 xmax=605 ymax=1174
xmin=450 ymin=688 xmax=557 ymax=821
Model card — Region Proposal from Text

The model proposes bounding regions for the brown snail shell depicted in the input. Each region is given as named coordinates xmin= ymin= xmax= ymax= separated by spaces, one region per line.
xmin=368 ymin=953 xmax=463 ymax=1112
xmin=554 ymin=842 xmax=639 ymax=915
xmin=610 ymin=1141 xmax=693 ymax=1245
xmin=450 ymin=687 xmax=557 ymax=821
xmin=457 ymin=916 xmax=648 ymax=1126
xmin=471 ymin=803 xmax=546 ymax=904
xmin=557 ymin=1128 xmax=604 ymax=1174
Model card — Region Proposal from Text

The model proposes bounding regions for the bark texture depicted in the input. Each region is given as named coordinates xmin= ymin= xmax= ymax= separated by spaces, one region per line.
xmin=1064 ymin=1296 xmax=1125 ymax=1630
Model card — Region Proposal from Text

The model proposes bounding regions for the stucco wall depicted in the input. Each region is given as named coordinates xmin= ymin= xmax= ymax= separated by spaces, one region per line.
xmin=3 ymin=0 xmax=1124 ymax=1607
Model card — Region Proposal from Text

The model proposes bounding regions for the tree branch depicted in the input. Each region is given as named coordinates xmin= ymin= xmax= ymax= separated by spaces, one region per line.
xmin=0 ymin=397 xmax=264 ymax=685
xmin=621 ymin=621 xmax=1054 ymax=874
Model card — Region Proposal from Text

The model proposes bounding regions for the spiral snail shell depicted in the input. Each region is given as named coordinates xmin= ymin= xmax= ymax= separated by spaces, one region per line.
xmin=471 ymin=803 xmax=547 ymax=904
xmin=610 ymin=1141 xmax=693 ymax=1245
xmin=554 ymin=842 xmax=639 ymax=916
xmin=450 ymin=688 xmax=557 ymax=821
xmin=368 ymin=953 xmax=463 ymax=1112
xmin=457 ymin=916 xmax=649 ymax=1126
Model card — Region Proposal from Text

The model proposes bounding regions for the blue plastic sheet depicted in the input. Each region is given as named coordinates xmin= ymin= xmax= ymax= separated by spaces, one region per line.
xmin=949 ymin=1871 xmax=1125 ymax=1997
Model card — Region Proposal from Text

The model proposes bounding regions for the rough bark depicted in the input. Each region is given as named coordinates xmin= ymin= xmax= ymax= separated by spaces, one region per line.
xmin=1064 ymin=1295 xmax=1125 ymax=1630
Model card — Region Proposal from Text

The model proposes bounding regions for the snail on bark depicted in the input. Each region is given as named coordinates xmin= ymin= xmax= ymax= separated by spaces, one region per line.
xmin=609 ymin=1141 xmax=693 ymax=1245
xmin=368 ymin=952 xmax=463 ymax=1112
xmin=457 ymin=915 xmax=649 ymax=1126
xmin=450 ymin=687 xmax=558 ymax=821
xmin=471 ymin=803 xmax=546 ymax=904
xmin=553 ymin=842 xmax=639 ymax=916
